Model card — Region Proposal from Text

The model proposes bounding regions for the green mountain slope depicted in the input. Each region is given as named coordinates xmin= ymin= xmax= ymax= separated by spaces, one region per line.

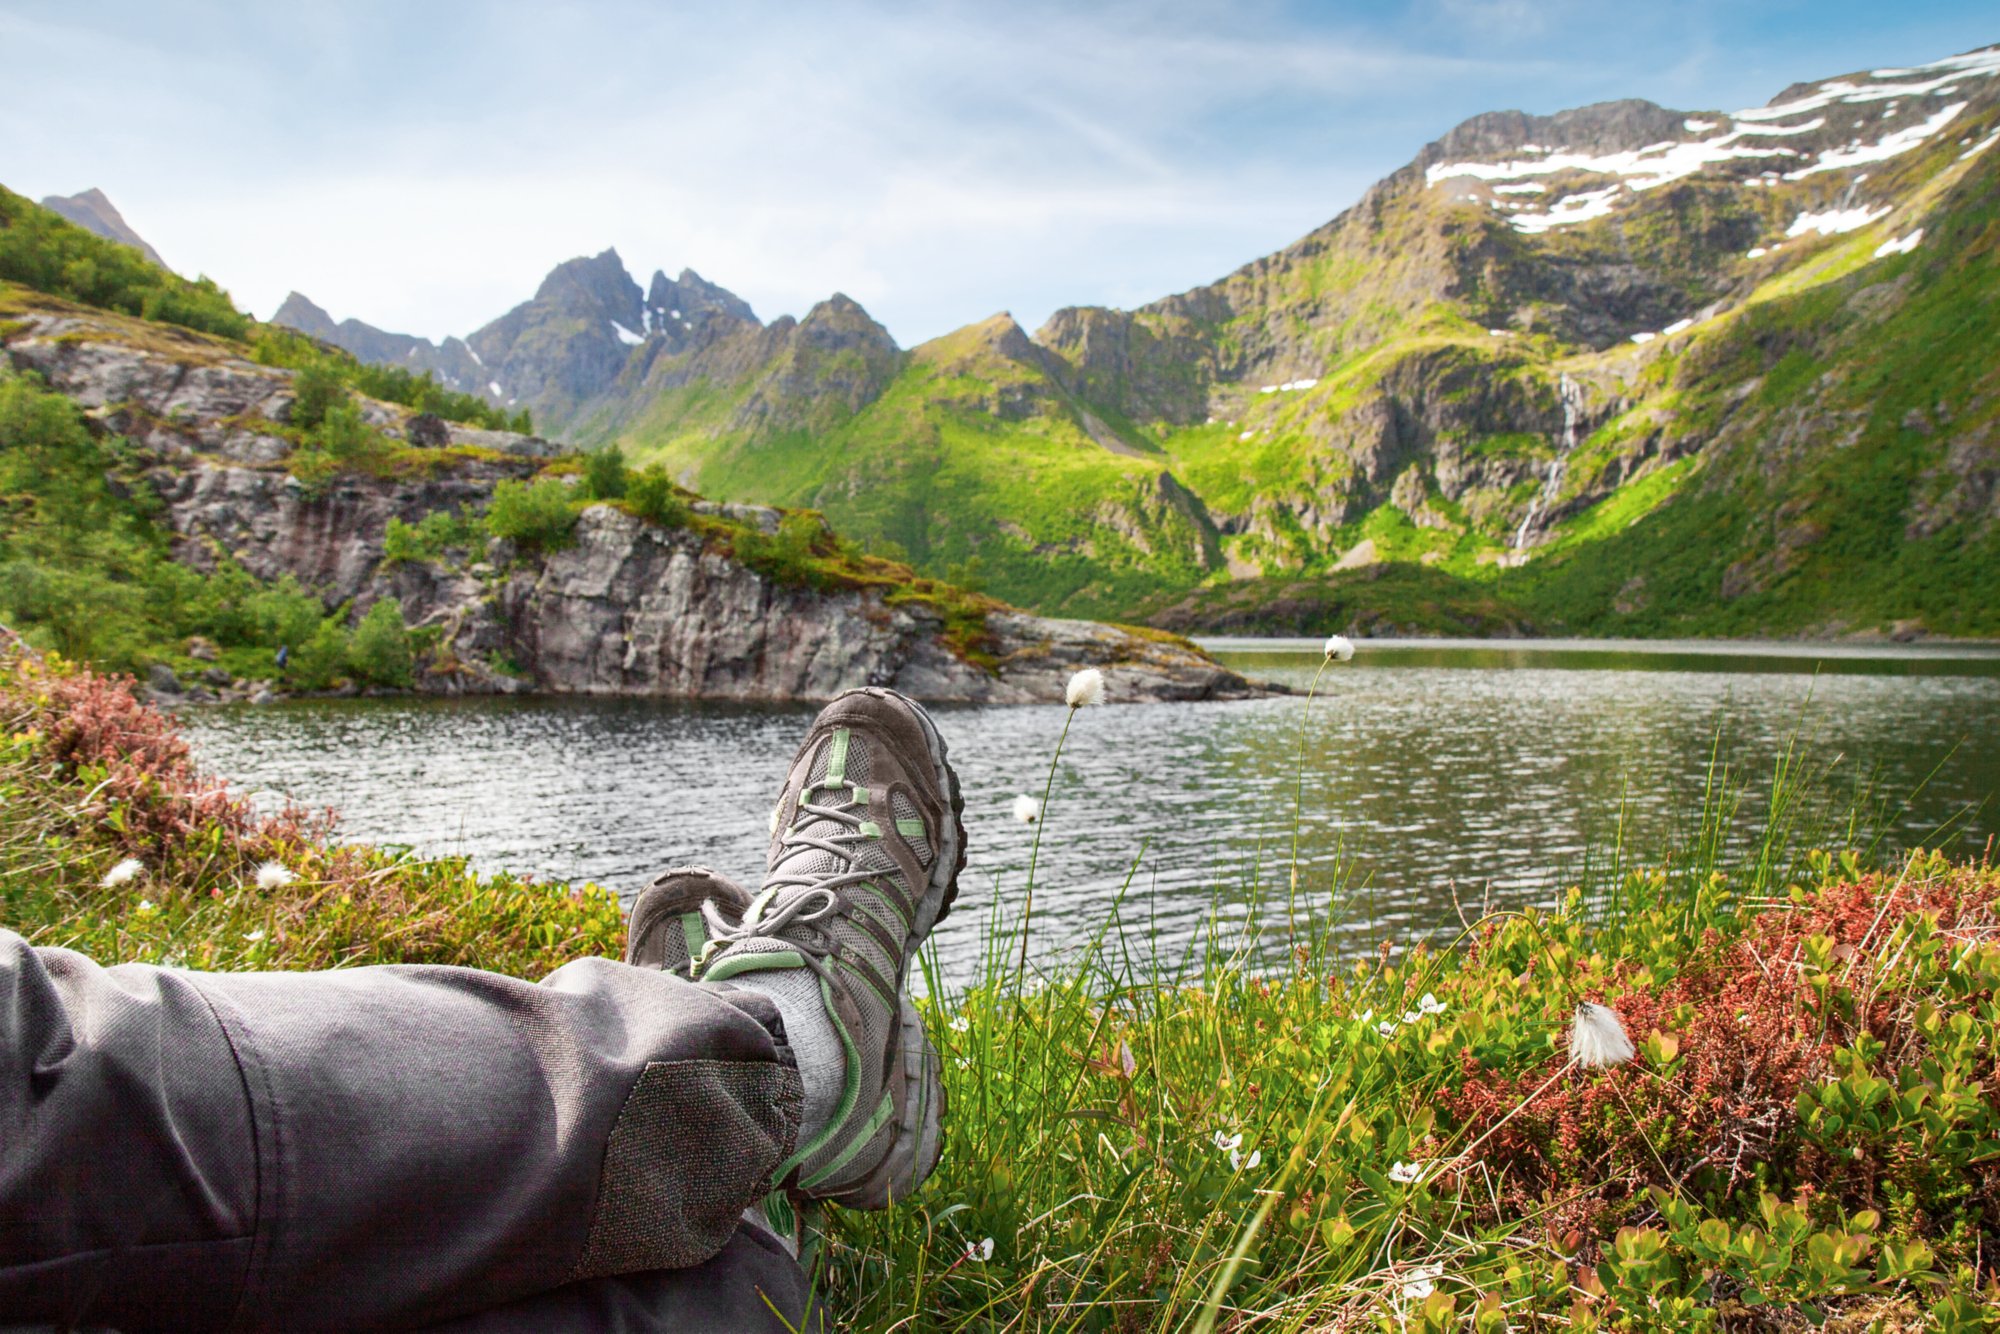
xmin=279 ymin=44 xmax=2000 ymax=637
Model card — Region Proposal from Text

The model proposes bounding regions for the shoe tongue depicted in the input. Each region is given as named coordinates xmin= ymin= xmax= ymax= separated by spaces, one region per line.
xmin=778 ymin=732 xmax=901 ymax=886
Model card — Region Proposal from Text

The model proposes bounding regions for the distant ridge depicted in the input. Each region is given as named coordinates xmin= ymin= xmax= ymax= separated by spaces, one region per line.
xmin=40 ymin=188 xmax=166 ymax=269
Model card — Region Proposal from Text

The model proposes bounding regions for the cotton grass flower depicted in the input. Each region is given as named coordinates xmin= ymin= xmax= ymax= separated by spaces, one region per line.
xmin=1401 ymin=1262 xmax=1444 ymax=1299
xmin=1569 ymin=1001 xmax=1637 ymax=1068
xmin=1417 ymin=993 xmax=1447 ymax=1016
xmin=963 ymin=1237 xmax=995 ymax=1263
xmin=1376 ymin=1019 xmax=1399 ymax=1037
xmin=243 ymin=929 xmax=266 ymax=943
xmin=1012 ymin=794 xmax=1042 ymax=824
xmin=1064 ymin=667 xmax=1105 ymax=708
xmin=1323 ymin=634 xmax=1355 ymax=661
xmin=1212 ymin=1130 xmax=1243 ymax=1153
xmin=254 ymin=861 xmax=295 ymax=890
xmin=1229 ymin=1146 xmax=1262 ymax=1172
xmin=101 ymin=857 xmax=144 ymax=889
xmin=1389 ymin=1160 xmax=1427 ymax=1184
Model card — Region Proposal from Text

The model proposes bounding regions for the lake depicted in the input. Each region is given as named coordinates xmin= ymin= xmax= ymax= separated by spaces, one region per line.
xmin=180 ymin=638 xmax=2000 ymax=981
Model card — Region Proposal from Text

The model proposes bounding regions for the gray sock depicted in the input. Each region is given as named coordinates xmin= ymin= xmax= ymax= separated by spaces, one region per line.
xmin=732 ymin=963 xmax=844 ymax=1144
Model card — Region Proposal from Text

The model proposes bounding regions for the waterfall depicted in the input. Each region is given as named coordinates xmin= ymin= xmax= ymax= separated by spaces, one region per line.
xmin=1513 ymin=372 xmax=1583 ymax=552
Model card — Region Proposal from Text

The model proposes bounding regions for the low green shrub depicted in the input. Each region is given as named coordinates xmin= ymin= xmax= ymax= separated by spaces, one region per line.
xmin=486 ymin=477 xmax=580 ymax=551
xmin=625 ymin=465 xmax=691 ymax=527
xmin=382 ymin=509 xmax=483 ymax=567
xmin=582 ymin=445 xmax=627 ymax=500
xmin=346 ymin=598 xmax=413 ymax=688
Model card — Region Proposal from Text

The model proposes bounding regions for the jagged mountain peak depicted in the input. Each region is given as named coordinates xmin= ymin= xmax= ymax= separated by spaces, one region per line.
xmin=1425 ymin=99 xmax=1691 ymax=169
xmin=1421 ymin=44 xmax=2000 ymax=236
xmin=646 ymin=266 xmax=758 ymax=330
xmin=271 ymin=291 xmax=337 ymax=337
xmin=798 ymin=293 xmax=897 ymax=347
xmin=39 ymin=188 xmax=167 ymax=269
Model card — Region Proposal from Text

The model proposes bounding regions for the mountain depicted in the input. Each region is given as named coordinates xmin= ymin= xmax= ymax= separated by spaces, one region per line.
xmin=38 ymin=188 xmax=167 ymax=269
xmin=276 ymin=253 xmax=776 ymax=428
xmin=280 ymin=43 xmax=2000 ymax=638
xmin=0 ymin=194 xmax=1258 ymax=702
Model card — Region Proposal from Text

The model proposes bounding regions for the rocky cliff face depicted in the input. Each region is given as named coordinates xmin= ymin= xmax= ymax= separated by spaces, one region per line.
xmin=4 ymin=300 xmax=1261 ymax=703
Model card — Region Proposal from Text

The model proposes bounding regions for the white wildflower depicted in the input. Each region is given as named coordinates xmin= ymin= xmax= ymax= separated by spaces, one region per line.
xmin=1358 ymin=1008 xmax=1373 ymax=1023
xmin=102 ymin=858 xmax=145 ymax=889
xmin=1569 ymin=1001 xmax=1637 ymax=1069
xmin=1064 ymin=667 xmax=1106 ymax=708
xmin=1418 ymin=993 xmax=1447 ymax=1016
xmin=1323 ymin=634 xmax=1355 ymax=662
xmin=948 ymin=1015 xmax=970 ymax=1033
xmin=964 ymin=1237 xmax=995 ymax=1263
xmin=254 ymin=861 xmax=295 ymax=890
xmin=1229 ymin=1146 xmax=1262 ymax=1172
xmin=1389 ymin=1160 xmax=1427 ymax=1184
xmin=243 ymin=929 xmax=266 ymax=943
xmin=1212 ymin=1130 xmax=1243 ymax=1152
xmin=1012 ymin=794 xmax=1042 ymax=824
xmin=135 ymin=899 xmax=156 ymax=913
xmin=1376 ymin=1020 xmax=1399 ymax=1037
xmin=1401 ymin=1262 xmax=1443 ymax=1299
xmin=1402 ymin=1010 xmax=1421 ymax=1024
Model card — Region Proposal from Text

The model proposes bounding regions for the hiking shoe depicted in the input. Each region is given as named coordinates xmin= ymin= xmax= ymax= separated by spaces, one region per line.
xmin=626 ymin=866 xmax=753 ymax=977
xmin=698 ymin=688 xmax=965 ymax=1209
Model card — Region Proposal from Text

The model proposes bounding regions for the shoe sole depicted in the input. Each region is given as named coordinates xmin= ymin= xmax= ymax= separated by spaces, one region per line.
xmin=816 ymin=687 xmax=961 ymax=1209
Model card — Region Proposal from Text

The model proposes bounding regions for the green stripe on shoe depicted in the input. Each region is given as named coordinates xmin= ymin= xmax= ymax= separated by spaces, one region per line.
xmin=701 ymin=948 xmax=809 ymax=981
xmin=801 ymin=1087 xmax=897 ymax=1190
xmin=779 ymin=974 xmax=863 ymax=1180
xmin=826 ymin=728 xmax=850 ymax=784
xmin=894 ymin=818 xmax=926 ymax=839
xmin=679 ymin=911 xmax=706 ymax=963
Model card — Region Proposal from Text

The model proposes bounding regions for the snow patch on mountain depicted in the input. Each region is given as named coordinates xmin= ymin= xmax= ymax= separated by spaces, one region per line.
xmin=1784 ymin=102 xmax=1967 ymax=178
xmin=1509 ymin=186 xmax=1622 ymax=234
xmin=1874 ymin=229 xmax=1924 ymax=258
xmin=1787 ymin=205 xmax=1892 ymax=238
xmin=611 ymin=321 xmax=644 ymax=346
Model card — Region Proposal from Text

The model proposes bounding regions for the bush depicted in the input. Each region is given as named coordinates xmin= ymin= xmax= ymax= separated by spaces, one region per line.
xmin=626 ymin=465 xmax=690 ymax=528
xmin=346 ymin=599 xmax=413 ymax=687
xmin=731 ymin=511 xmax=831 ymax=587
xmin=582 ymin=446 xmax=627 ymax=500
xmin=383 ymin=510 xmax=482 ymax=567
xmin=289 ymin=363 xmax=344 ymax=431
xmin=287 ymin=620 xmax=349 ymax=690
xmin=485 ymin=477 xmax=579 ymax=552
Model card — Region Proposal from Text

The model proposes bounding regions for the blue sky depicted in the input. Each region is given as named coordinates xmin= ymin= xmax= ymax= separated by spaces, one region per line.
xmin=3 ymin=1 xmax=1993 ymax=345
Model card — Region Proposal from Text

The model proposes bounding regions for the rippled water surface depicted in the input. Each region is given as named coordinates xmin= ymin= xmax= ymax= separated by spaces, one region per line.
xmin=181 ymin=639 xmax=2000 ymax=981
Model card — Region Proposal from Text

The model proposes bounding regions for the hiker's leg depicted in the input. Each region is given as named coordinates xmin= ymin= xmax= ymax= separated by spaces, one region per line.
xmin=417 ymin=1217 xmax=821 ymax=1334
xmin=0 ymin=928 xmax=801 ymax=1333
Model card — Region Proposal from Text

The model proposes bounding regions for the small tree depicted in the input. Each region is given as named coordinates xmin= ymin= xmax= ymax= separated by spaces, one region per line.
xmin=583 ymin=445 xmax=628 ymax=500
xmin=290 ymin=363 xmax=344 ymax=431
xmin=627 ymin=465 xmax=690 ymax=528
xmin=347 ymin=598 xmax=413 ymax=687
xmin=486 ymin=477 xmax=580 ymax=551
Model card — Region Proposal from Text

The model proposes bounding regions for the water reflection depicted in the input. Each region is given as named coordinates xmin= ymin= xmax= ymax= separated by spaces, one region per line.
xmin=180 ymin=640 xmax=2000 ymax=984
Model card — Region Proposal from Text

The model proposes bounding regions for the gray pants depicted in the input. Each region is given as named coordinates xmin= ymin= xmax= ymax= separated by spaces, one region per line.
xmin=0 ymin=930 xmax=820 ymax=1332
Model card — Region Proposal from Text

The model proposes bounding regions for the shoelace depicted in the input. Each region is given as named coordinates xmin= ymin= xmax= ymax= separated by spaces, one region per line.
xmin=697 ymin=794 xmax=887 ymax=965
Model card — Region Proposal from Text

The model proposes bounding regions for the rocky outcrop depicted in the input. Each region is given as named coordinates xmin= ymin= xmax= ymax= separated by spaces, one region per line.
xmin=3 ymin=305 xmax=1263 ymax=704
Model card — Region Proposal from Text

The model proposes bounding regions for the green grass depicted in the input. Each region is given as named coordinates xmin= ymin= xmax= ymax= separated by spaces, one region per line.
xmin=6 ymin=645 xmax=1996 ymax=1329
